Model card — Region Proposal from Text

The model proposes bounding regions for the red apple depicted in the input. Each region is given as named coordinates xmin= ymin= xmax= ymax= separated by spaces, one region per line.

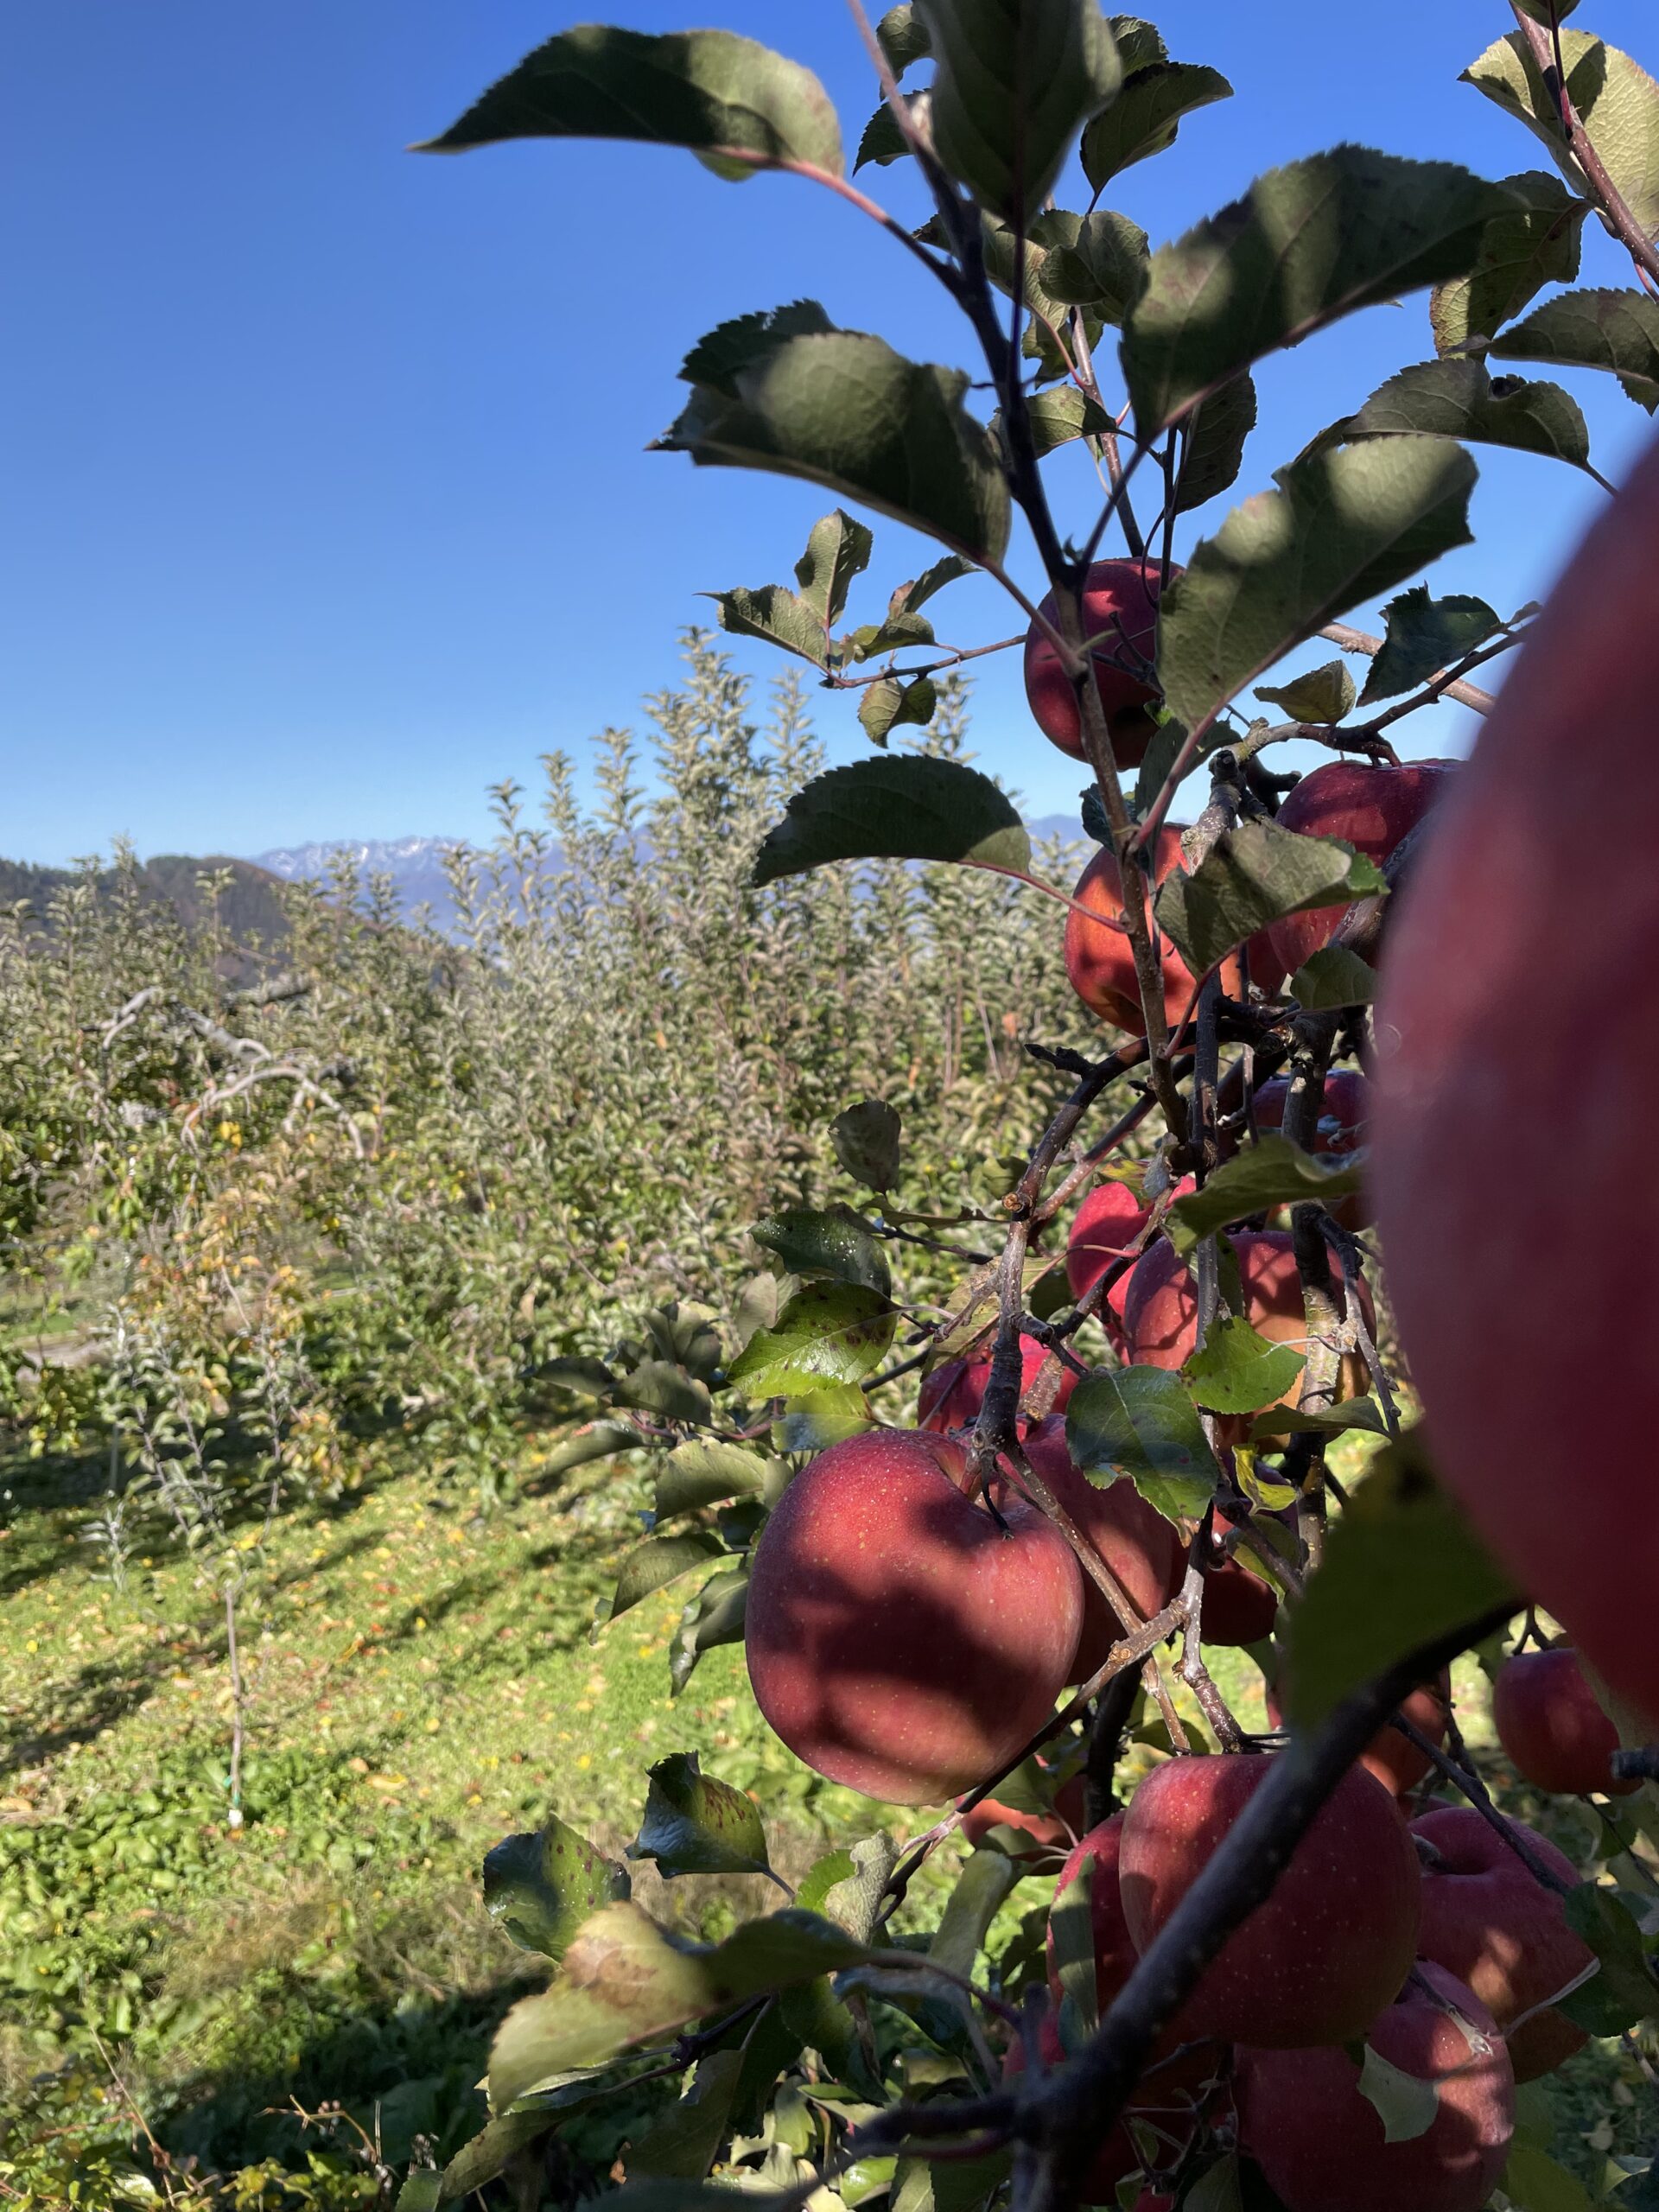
xmin=1492 ymin=1647 xmax=1636 ymax=1798
xmin=1251 ymin=1068 xmax=1370 ymax=1230
xmin=918 ymin=1331 xmax=1076 ymax=1433
xmin=1065 ymin=1177 xmax=1198 ymax=1345
xmin=1198 ymin=1513 xmax=1281 ymax=1648
xmin=1370 ymin=442 xmax=1659 ymax=1735
xmin=745 ymin=1429 xmax=1084 ymax=1804
xmin=1022 ymin=1416 xmax=1185 ymax=1680
xmin=960 ymin=1768 xmax=1087 ymax=1859
xmin=1065 ymin=829 xmax=1246 ymax=1037
xmin=1024 ymin=558 xmax=1179 ymax=764
xmin=1412 ymin=1805 xmax=1592 ymax=2081
xmin=1236 ymin=1962 xmax=1514 ymax=2212
xmin=1265 ymin=758 xmax=1457 ymax=979
xmin=1268 ymin=1670 xmax=1451 ymax=1796
xmin=1119 ymin=1753 xmax=1421 ymax=2046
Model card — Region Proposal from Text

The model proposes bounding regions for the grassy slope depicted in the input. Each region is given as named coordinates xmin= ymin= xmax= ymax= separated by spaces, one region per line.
xmin=0 ymin=1446 xmax=1651 ymax=2207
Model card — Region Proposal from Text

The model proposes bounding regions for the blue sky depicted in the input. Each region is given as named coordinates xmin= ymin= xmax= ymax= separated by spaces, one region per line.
xmin=3 ymin=1 xmax=1655 ymax=865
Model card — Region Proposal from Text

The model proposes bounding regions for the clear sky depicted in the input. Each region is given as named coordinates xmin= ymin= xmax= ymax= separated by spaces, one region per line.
xmin=3 ymin=2 xmax=1655 ymax=866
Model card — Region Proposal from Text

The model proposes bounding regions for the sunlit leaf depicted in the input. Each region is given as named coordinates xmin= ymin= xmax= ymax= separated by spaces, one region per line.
xmin=484 ymin=1818 xmax=632 ymax=1960
xmin=628 ymin=1752 xmax=774 ymax=1881
xmin=1184 ymin=1317 xmax=1305 ymax=1415
xmin=727 ymin=1281 xmax=896 ymax=1395
xmin=1462 ymin=30 xmax=1659 ymax=239
xmin=1067 ymin=1364 xmax=1221 ymax=1523
xmin=1154 ymin=821 xmax=1386 ymax=978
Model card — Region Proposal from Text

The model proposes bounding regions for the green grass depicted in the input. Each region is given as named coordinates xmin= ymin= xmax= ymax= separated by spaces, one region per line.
xmin=0 ymin=1444 xmax=1653 ymax=2208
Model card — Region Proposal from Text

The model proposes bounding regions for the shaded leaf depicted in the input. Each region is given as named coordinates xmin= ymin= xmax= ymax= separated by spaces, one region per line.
xmin=795 ymin=510 xmax=874 ymax=625
xmin=655 ymin=1441 xmax=771 ymax=1520
xmin=824 ymin=1835 xmax=901 ymax=1942
xmin=1431 ymin=170 xmax=1589 ymax=358
xmin=1174 ymin=374 xmax=1257 ymax=515
xmin=489 ymin=1906 xmax=872 ymax=2107
xmin=1357 ymin=585 xmax=1503 ymax=707
xmin=1169 ymin=1135 xmax=1366 ymax=1253
xmin=707 ymin=583 xmax=829 ymax=669
xmin=417 ymin=26 xmax=844 ymax=181
xmin=1463 ymin=31 xmax=1659 ymax=240
xmin=1184 ymin=1317 xmax=1306 ymax=1415
xmin=630 ymin=2049 xmax=745 ymax=2178
xmin=1281 ymin=1432 xmax=1519 ymax=1732
xmin=658 ymin=331 xmax=1011 ymax=563
xmin=1491 ymin=287 xmax=1659 ymax=410
xmin=1333 ymin=359 xmax=1596 ymax=479
xmin=893 ymin=2152 xmax=1013 ymax=2212
xmin=610 ymin=1535 xmax=726 ymax=1624
xmin=855 ymin=94 xmax=923 ymax=172
xmin=1290 ymin=947 xmax=1378 ymax=1009
xmin=891 ymin=553 xmax=976 ymax=617
xmin=1038 ymin=209 xmax=1153 ymax=322
xmin=1255 ymin=660 xmax=1356 ymax=724
xmin=537 ymin=1356 xmax=618 ymax=1402
xmin=542 ymin=1423 xmax=640 ymax=1482
xmin=1154 ymin=820 xmax=1386 ymax=979
xmin=1184 ymin=2157 xmax=1243 ymax=2212
xmin=916 ymin=0 xmax=1121 ymax=220
xmin=860 ymin=673 xmax=939 ymax=746
xmin=1048 ymin=1849 xmax=1098 ymax=2032
xmin=930 ymin=1850 xmax=1018 ymax=1980
xmin=1109 ymin=17 xmax=1166 ymax=73
xmin=1503 ymin=2144 xmax=1605 ymax=2212
xmin=613 ymin=1361 xmax=713 ymax=1425
xmin=1559 ymin=1887 xmax=1659 ymax=2035
xmin=629 ymin=1751 xmax=773 ymax=1881
xmin=1067 ymin=1364 xmax=1222 ymax=1522
xmin=1357 ymin=2047 xmax=1440 ymax=2144
xmin=753 ymin=757 xmax=1030 ymax=883
xmin=1251 ymin=1395 xmax=1388 ymax=1441
xmin=779 ymin=1972 xmax=882 ymax=2098
xmin=879 ymin=4 xmax=933 ymax=79
xmin=773 ymin=1382 xmax=875 ymax=1453
xmin=1122 ymin=150 xmax=1515 ymax=432
xmin=1082 ymin=59 xmax=1231 ymax=190
xmin=753 ymin=1205 xmax=893 ymax=1296
xmin=484 ymin=1819 xmax=632 ymax=1961
xmin=680 ymin=300 xmax=836 ymax=396
xmin=833 ymin=1098 xmax=904 ymax=1192
xmin=1023 ymin=385 xmax=1121 ymax=460
xmin=846 ymin=609 xmax=937 ymax=662
xmin=727 ymin=1282 xmax=896 ymax=1395
xmin=1154 ymin=439 xmax=1478 ymax=750
xmin=670 ymin=1568 xmax=750 ymax=1695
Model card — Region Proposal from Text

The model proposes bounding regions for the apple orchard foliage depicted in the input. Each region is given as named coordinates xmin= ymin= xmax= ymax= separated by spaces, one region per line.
xmin=10 ymin=3 xmax=1659 ymax=2209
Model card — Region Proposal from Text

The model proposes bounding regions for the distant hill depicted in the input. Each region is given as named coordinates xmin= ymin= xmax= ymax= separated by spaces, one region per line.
xmin=0 ymin=854 xmax=292 ymax=945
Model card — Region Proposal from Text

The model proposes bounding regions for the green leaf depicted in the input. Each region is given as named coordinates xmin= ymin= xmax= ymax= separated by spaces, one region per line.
xmin=488 ymin=1904 xmax=872 ymax=2107
xmin=929 ymin=1850 xmax=1019 ymax=1980
xmin=796 ymin=510 xmax=874 ymax=626
xmin=541 ymin=1423 xmax=640 ymax=1482
xmin=1081 ymin=59 xmax=1232 ymax=190
xmin=1357 ymin=2046 xmax=1440 ymax=2145
xmin=846 ymin=609 xmax=938 ymax=662
xmin=727 ymin=1282 xmax=897 ymax=1395
xmin=1154 ymin=821 xmax=1386 ymax=979
xmin=679 ymin=301 xmax=836 ymax=396
xmin=855 ymin=95 xmax=920 ymax=173
xmin=435 ymin=2111 xmax=572 ymax=2204
xmin=1255 ymin=659 xmax=1356 ymax=724
xmin=1168 ymin=1135 xmax=1366 ymax=1253
xmin=655 ymin=1442 xmax=772 ymax=1520
xmin=821 ymin=1835 xmax=901 ymax=1942
xmin=859 ymin=674 xmax=939 ymax=747
xmin=779 ymin=1971 xmax=882 ymax=2098
xmin=484 ymin=1819 xmax=632 ymax=1961
xmin=1184 ymin=2157 xmax=1243 ymax=2212
xmin=628 ymin=1752 xmax=774 ymax=1881
xmin=537 ymin=1356 xmax=618 ymax=1402
xmin=1184 ymin=1317 xmax=1306 ymax=1416
xmin=1251 ymin=1396 xmax=1388 ymax=1441
xmin=1023 ymin=385 xmax=1121 ymax=460
xmin=1122 ymin=150 xmax=1515 ymax=432
xmin=1174 ymin=374 xmax=1256 ymax=515
xmin=1290 ymin=947 xmax=1377 ymax=1010
xmin=609 ymin=1535 xmax=726 ymax=1624
xmin=416 ymin=26 xmax=845 ymax=181
xmin=1559 ymin=1888 xmax=1659 ymax=2036
xmin=1430 ymin=170 xmax=1588 ymax=359
xmin=879 ymin=4 xmax=933 ymax=79
xmin=891 ymin=553 xmax=976 ymax=617
xmin=753 ymin=1205 xmax=893 ymax=1298
xmin=832 ymin=1098 xmax=904 ymax=1192
xmin=1462 ymin=31 xmax=1659 ymax=240
xmin=1503 ymin=2144 xmax=1605 ymax=2212
xmin=1332 ymin=359 xmax=1597 ymax=480
xmin=1491 ymin=287 xmax=1659 ymax=411
xmin=1154 ymin=439 xmax=1478 ymax=748
xmin=1048 ymin=1849 xmax=1098 ymax=2032
xmin=1109 ymin=17 xmax=1165 ymax=73
xmin=1356 ymin=585 xmax=1503 ymax=707
xmin=670 ymin=1568 xmax=750 ymax=1695
xmin=706 ymin=584 xmax=829 ymax=670
xmin=753 ymin=757 xmax=1030 ymax=884
xmin=397 ymin=2172 xmax=447 ymax=2211
xmin=893 ymin=2153 xmax=1013 ymax=2212
xmin=1066 ymin=1365 xmax=1222 ymax=1523
xmin=613 ymin=1361 xmax=714 ymax=1425
xmin=630 ymin=2048 xmax=746 ymax=2179
xmin=773 ymin=1383 xmax=876 ymax=1453
xmin=1281 ymin=1432 xmax=1519 ymax=1733
xmin=657 ymin=331 xmax=1011 ymax=564
xmin=915 ymin=0 xmax=1122 ymax=220
xmin=1037 ymin=209 xmax=1153 ymax=323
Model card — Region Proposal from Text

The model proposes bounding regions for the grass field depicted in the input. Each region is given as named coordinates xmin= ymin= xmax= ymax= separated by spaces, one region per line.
xmin=1 ymin=1440 xmax=1652 ymax=2208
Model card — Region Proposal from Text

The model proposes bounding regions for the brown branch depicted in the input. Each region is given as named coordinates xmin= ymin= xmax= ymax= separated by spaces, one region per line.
xmin=1509 ymin=4 xmax=1659 ymax=290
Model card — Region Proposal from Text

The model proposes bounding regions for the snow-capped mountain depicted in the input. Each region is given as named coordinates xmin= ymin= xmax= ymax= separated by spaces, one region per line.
xmin=253 ymin=837 xmax=466 ymax=927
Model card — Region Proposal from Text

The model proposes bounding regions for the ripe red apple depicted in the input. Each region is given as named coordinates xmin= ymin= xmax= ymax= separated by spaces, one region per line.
xmin=1268 ymin=1670 xmax=1451 ymax=1795
xmin=960 ymin=1767 xmax=1087 ymax=1859
xmin=1412 ymin=1805 xmax=1592 ymax=2081
xmin=1236 ymin=1962 xmax=1514 ymax=2212
xmin=918 ymin=1331 xmax=1076 ymax=1433
xmin=1022 ymin=1415 xmax=1185 ymax=1679
xmin=1121 ymin=1230 xmax=1373 ymax=1424
xmin=745 ymin=1428 xmax=1084 ymax=1804
xmin=1065 ymin=829 xmax=1247 ymax=1037
xmin=1195 ymin=1513 xmax=1281 ymax=1647
xmin=1252 ymin=1068 xmax=1370 ymax=1230
xmin=1265 ymin=758 xmax=1457 ymax=979
xmin=1119 ymin=1753 xmax=1421 ymax=2046
xmin=1024 ymin=558 xmax=1179 ymax=765
xmin=1370 ymin=441 xmax=1659 ymax=1736
xmin=1065 ymin=1176 xmax=1198 ymax=1346
xmin=1492 ymin=1647 xmax=1636 ymax=1799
